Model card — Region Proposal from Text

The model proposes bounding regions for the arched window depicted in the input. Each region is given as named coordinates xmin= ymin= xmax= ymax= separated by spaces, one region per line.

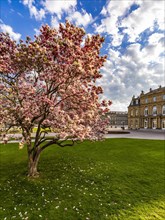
xmin=153 ymin=96 xmax=156 ymax=102
xmin=162 ymin=105 xmax=165 ymax=115
xmin=130 ymin=120 xmax=133 ymax=128
xmin=152 ymin=106 xmax=157 ymax=116
xmin=144 ymin=119 xmax=148 ymax=128
xmin=135 ymin=120 xmax=138 ymax=128
xmin=162 ymin=120 xmax=165 ymax=129
xmin=136 ymin=109 xmax=138 ymax=116
xmin=144 ymin=107 xmax=148 ymax=116
xmin=152 ymin=119 xmax=157 ymax=129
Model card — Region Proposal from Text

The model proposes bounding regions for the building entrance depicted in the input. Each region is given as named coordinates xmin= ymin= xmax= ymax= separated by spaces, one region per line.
xmin=152 ymin=119 xmax=157 ymax=129
xmin=144 ymin=119 xmax=148 ymax=129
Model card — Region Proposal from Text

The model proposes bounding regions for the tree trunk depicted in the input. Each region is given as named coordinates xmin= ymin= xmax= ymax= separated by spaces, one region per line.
xmin=23 ymin=130 xmax=41 ymax=177
xmin=28 ymin=151 xmax=40 ymax=177
xmin=26 ymin=135 xmax=41 ymax=177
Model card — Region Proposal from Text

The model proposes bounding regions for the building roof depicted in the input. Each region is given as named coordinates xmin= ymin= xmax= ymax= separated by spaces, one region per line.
xmin=140 ymin=86 xmax=165 ymax=97
xmin=128 ymin=86 xmax=165 ymax=107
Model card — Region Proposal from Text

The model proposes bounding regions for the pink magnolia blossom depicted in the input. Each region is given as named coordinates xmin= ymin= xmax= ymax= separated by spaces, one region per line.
xmin=0 ymin=21 xmax=111 ymax=177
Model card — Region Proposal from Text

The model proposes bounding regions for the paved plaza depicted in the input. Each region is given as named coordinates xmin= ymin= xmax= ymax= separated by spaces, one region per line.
xmin=105 ymin=129 xmax=165 ymax=140
xmin=0 ymin=129 xmax=164 ymax=143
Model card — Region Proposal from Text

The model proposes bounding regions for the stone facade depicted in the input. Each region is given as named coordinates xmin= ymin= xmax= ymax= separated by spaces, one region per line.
xmin=128 ymin=86 xmax=165 ymax=129
xmin=107 ymin=111 xmax=128 ymax=128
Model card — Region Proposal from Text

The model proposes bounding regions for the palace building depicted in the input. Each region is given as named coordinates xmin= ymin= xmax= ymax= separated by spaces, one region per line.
xmin=107 ymin=111 xmax=128 ymax=128
xmin=128 ymin=86 xmax=165 ymax=129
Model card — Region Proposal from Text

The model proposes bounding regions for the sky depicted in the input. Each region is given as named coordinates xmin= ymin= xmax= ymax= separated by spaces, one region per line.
xmin=0 ymin=0 xmax=165 ymax=111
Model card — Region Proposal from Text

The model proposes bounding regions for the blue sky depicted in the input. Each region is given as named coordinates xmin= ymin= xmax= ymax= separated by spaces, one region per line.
xmin=0 ymin=0 xmax=164 ymax=111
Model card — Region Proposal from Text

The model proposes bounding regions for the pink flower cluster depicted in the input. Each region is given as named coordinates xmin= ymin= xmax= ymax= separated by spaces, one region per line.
xmin=0 ymin=21 xmax=111 ymax=143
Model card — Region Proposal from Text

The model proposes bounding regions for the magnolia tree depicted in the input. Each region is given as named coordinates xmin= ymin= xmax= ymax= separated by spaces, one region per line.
xmin=0 ymin=21 xmax=111 ymax=177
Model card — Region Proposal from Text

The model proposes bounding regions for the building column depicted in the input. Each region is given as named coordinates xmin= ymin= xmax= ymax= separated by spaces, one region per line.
xmin=160 ymin=117 xmax=162 ymax=129
xmin=141 ymin=118 xmax=143 ymax=128
xmin=148 ymin=118 xmax=151 ymax=129
xmin=157 ymin=117 xmax=160 ymax=129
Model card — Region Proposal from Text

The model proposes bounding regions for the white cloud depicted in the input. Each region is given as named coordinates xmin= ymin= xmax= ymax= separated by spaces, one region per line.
xmin=44 ymin=0 xmax=91 ymax=29
xmin=67 ymin=9 xmax=93 ymax=27
xmin=0 ymin=23 xmax=21 ymax=41
xmin=122 ymin=1 xmax=164 ymax=42
xmin=148 ymin=32 xmax=164 ymax=45
xmin=93 ymin=0 xmax=164 ymax=110
xmin=100 ymin=6 xmax=107 ymax=16
xmin=22 ymin=0 xmax=45 ymax=20
xmin=95 ymin=0 xmax=135 ymax=46
xmin=43 ymin=0 xmax=77 ymax=19
xmin=98 ymin=39 xmax=164 ymax=111
xmin=51 ymin=16 xmax=59 ymax=29
xmin=80 ymin=33 xmax=92 ymax=47
xmin=95 ymin=0 xmax=164 ymax=46
xmin=34 ymin=28 xmax=40 ymax=36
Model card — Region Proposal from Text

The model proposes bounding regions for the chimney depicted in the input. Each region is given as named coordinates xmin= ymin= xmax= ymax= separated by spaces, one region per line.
xmin=150 ymin=88 xmax=152 ymax=92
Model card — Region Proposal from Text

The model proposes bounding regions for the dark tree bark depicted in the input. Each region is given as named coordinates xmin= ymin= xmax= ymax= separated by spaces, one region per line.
xmin=27 ymin=148 xmax=40 ymax=177
xmin=24 ymin=130 xmax=40 ymax=177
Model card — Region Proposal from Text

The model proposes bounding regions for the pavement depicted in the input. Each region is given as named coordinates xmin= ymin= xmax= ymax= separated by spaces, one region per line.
xmin=104 ymin=129 xmax=165 ymax=140
xmin=0 ymin=130 xmax=164 ymax=143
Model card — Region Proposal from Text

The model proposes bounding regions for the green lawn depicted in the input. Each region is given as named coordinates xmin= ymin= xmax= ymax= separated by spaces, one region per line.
xmin=0 ymin=139 xmax=164 ymax=220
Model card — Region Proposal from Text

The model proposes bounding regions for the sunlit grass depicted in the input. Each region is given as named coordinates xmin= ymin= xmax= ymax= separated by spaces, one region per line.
xmin=0 ymin=139 xmax=164 ymax=219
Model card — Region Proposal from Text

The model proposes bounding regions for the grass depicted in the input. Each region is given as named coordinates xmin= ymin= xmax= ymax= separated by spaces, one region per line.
xmin=32 ymin=127 xmax=52 ymax=133
xmin=0 ymin=138 xmax=164 ymax=220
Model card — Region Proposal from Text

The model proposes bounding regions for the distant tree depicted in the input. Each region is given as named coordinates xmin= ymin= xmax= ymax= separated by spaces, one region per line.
xmin=0 ymin=21 xmax=111 ymax=177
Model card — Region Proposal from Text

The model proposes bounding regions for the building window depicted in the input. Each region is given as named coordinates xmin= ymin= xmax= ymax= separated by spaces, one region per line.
xmin=144 ymin=119 xmax=148 ymax=129
xmin=162 ymin=105 xmax=165 ymax=115
xmin=136 ymin=100 xmax=138 ymax=105
xmin=145 ymin=98 xmax=148 ymax=103
xmin=162 ymin=120 xmax=165 ymax=130
xmin=131 ymin=110 xmax=133 ymax=116
xmin=130 ymin=120 xmax=133 ymax=128
xmin=144 ymin=107 xmax=148 ymax=116
xmin=135 ymin=120 xmax=138 ymax=128
xmin=163 ymin=95 xmax=165 ymax=100
xmin=152 ymin=119 xmax=157 ymax=129
xmin=152 ymin=106 xmax=157 ymax=116
xmin=153 ymin=96 xmax=156 ymax=102
xmin=136 ymin=109 xmax=138 ymax=116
